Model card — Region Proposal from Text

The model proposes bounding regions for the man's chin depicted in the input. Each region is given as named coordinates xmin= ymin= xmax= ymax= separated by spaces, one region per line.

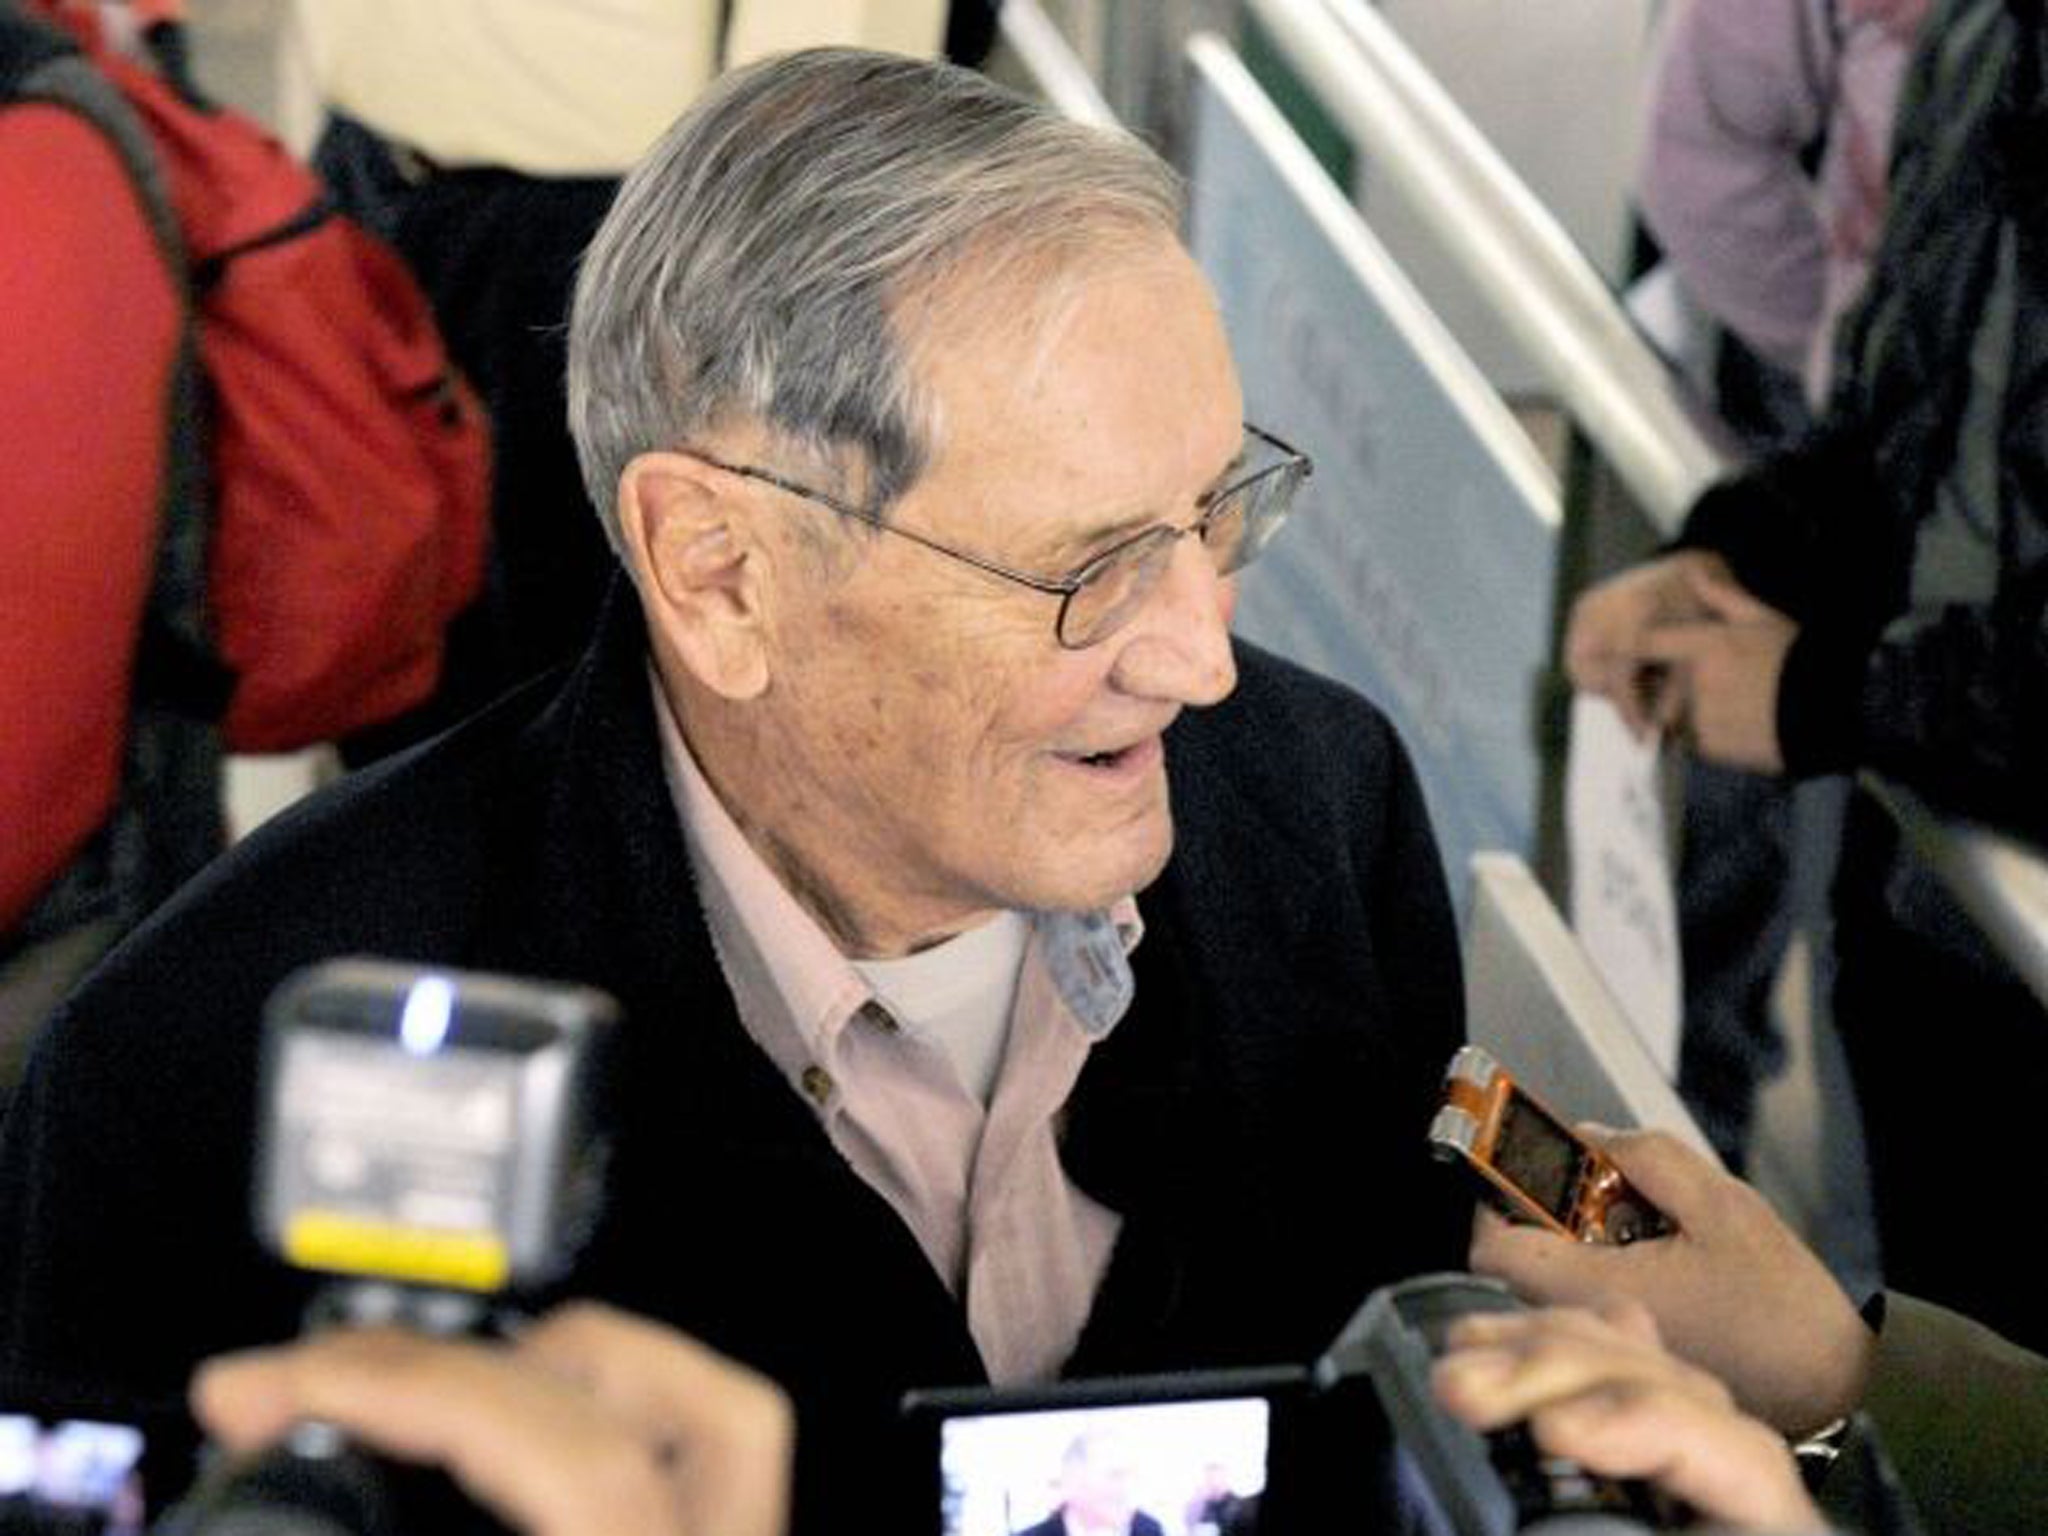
xmin=1050 ymin=816 xmax=1176 ymax=911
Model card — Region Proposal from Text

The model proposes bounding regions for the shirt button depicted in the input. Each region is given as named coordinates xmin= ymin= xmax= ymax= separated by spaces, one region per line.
xmin=859 ymin=1001 xmax=900 ymax=1034
xmin=800 ymin=1064 xmax=835 ymax=1105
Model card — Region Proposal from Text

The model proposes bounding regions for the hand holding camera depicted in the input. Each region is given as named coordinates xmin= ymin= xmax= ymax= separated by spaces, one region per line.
xmin=189 ymin=1304 xmax=791 ymax=1536
xmin=1431 ymin=1299 xmax=1824 ymax=1534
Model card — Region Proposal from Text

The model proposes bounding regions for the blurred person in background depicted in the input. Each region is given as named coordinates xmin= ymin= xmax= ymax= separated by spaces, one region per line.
xmin=0 ymin=0 xmax=221 ymax=1107
xmin=1644 ymin=0 xmax=1932 ymax=426
xmin=1571 ymin=0 xmax=2048 ymax=1348
xmin=1631 ymin=0 xmax=1932 ymax=1172
xmin=1015 ymin=1434 xmax=1164 ymax=1536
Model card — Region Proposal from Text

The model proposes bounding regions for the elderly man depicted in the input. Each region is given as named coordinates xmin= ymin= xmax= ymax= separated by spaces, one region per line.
xmin=0 ymin=49 xmax=1465 ymax=1529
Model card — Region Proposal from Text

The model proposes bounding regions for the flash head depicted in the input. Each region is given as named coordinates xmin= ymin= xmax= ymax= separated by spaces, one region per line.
xmin=254 ymin=958 xmax=618 ymax=1298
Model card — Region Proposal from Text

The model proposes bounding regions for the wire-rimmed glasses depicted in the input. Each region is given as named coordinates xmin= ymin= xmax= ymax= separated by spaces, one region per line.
xmin=687 ymin=423 xmax=1311 ymax=649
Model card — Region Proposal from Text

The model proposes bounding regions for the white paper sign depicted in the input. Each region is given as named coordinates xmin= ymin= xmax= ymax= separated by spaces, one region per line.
xmin=1565 ymin=694 xmax=1682 ymax=1075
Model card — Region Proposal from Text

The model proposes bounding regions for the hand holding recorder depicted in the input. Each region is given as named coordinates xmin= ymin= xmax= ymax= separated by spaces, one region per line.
xmin=1469 ymin=1127 xmax=1875 ymax=1437
xmin=1429 ymin=1046 xmax=1670 ymax=1247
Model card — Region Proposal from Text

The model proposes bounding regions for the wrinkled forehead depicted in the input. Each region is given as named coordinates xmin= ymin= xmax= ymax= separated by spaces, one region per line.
xmin=899 ymin=235 xmax=1245 ymax=517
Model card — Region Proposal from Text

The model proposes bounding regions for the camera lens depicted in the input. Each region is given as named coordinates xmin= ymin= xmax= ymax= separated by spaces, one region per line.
xmin=155 ymin=1420 xmax=511 ymax=1536
xmin=155 ymin=1425 xmax=399 ymax=1536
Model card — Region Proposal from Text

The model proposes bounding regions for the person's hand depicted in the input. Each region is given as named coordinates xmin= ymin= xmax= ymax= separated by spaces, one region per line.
xmin=1563 ymin=551 xmax=1734 ymax=738
xmin=191 ymin=1302 xmax=793 ymax=1536
xmin=1635 ymin=561 xmax=1798 ymax=772
xmin=1434 ymin=1300 xmax=1826 ymax=1532
xmin=1468 ymin=1128 xmax=1874 ymax=1436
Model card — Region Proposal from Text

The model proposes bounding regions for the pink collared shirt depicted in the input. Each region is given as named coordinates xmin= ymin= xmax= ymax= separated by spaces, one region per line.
xmin=1640 ymin=0 xmax=1931 ymax=397
xmin=650 ymin=676 xmax=1136 ymax=1383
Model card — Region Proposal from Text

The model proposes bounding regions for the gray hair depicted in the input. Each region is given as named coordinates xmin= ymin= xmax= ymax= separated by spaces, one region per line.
xmin=567 ymin=47 xmax=1185 ymax=552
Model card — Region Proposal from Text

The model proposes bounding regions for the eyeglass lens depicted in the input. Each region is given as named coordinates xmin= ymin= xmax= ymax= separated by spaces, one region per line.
xmin=1057 ymin=455 xmax=1306 ymax=647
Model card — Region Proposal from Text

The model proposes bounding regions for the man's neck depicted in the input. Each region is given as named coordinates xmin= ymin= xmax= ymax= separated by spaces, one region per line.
xmin=664 ymin=673 xmax=995 ymax=959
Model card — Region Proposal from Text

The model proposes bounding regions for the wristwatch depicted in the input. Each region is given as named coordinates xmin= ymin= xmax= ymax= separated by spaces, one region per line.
xmin=1790 ymin=1416 xmax=1853 ymax=1493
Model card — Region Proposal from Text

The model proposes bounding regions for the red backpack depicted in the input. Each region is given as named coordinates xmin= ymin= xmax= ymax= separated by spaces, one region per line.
xmin=33 ymin=3 xmax=491 ymax=752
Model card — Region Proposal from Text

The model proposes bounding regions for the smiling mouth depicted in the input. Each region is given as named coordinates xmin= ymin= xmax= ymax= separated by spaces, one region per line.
xmin=1055 ymin=737 xmax=1164 ymax=775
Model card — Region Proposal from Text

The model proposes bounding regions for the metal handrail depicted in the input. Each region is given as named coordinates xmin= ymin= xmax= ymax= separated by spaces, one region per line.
xmin=1245 ymin=0 xmax=1731 ymax=535
xmin=1241 ymin=0 xmax=2048 ymax=1006
xmin=995 ymin=0 xmax=1118 ymax=128
xmin=1862 ymin=780 xmax=2048 ymax=1009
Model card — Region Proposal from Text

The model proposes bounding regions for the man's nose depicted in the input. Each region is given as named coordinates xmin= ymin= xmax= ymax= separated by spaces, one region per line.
xmin=1109 ymin=537 xmax=1238 ymax=705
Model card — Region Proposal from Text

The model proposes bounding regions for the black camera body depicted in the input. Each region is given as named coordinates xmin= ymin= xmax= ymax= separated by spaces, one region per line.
xmin=1316 ymin=1273 xmax=1690 ymax=1536
xmin=160 ymin=959 xmax=619 ymax=1536
xmin=155 ymin=1421 xmax=476 ymax=1536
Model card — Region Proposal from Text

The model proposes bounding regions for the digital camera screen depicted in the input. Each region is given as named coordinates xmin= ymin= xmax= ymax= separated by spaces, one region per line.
xmin=0 ymin=1413 xmax=148 ymax=1536
xmin=938 ymin=1396 xmax=1270 ymax=1536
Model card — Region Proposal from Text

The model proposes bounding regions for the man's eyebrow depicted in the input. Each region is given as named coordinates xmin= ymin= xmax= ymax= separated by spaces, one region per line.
xmin=1039 ymin=440 xmax=1254 ymax=570
xmin=1196 ymin=441 xmax=1253 ymax=506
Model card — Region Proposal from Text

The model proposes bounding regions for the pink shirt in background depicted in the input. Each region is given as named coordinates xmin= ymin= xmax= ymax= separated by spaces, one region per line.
xmin=649 ymin=676 xmax=1136 ymax=1384
xmin=1640 ymin=0 xmax=1933 ymax=400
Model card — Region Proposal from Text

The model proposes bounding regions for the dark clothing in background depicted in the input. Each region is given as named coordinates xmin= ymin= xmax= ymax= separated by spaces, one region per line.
xmin=1633 ymin=0 xmax=1904 ymax=1169
xmin=1678 ymin=0 xmax=2048 ymax=814
xmin=316 ymin=115 xmax=620 ymax=757
xmin=1015 ymin=1512 xmax=1166 ymax=1536
xmin=1674 ymin=333 xmax=1821 ymax=1169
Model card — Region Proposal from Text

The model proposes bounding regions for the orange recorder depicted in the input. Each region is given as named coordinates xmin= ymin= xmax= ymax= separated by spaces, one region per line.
xmin=1428 ymin=1045 xmax=1671 ymax=1245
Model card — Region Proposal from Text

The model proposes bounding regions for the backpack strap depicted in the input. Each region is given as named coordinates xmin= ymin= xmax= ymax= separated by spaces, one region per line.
xmin=2 ymin=7 xmax=182 ymax=266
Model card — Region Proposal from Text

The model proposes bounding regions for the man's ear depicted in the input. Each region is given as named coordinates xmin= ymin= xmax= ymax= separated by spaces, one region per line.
xmin=616 ymin=451 xmax=771 ymax=700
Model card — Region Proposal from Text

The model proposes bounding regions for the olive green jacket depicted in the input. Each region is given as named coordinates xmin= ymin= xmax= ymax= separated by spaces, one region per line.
xmin=1861 ymin=1292 xmax=2048 ymax=1536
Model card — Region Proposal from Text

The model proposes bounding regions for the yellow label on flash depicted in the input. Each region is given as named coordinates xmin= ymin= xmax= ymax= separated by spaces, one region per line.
xmin=284 ymin=1212 xmax=510 ymax=1292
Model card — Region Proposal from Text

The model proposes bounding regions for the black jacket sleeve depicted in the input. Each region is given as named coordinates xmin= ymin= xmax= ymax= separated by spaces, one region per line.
xmin=1679 ymin=425 xmax=2048 ymax=844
